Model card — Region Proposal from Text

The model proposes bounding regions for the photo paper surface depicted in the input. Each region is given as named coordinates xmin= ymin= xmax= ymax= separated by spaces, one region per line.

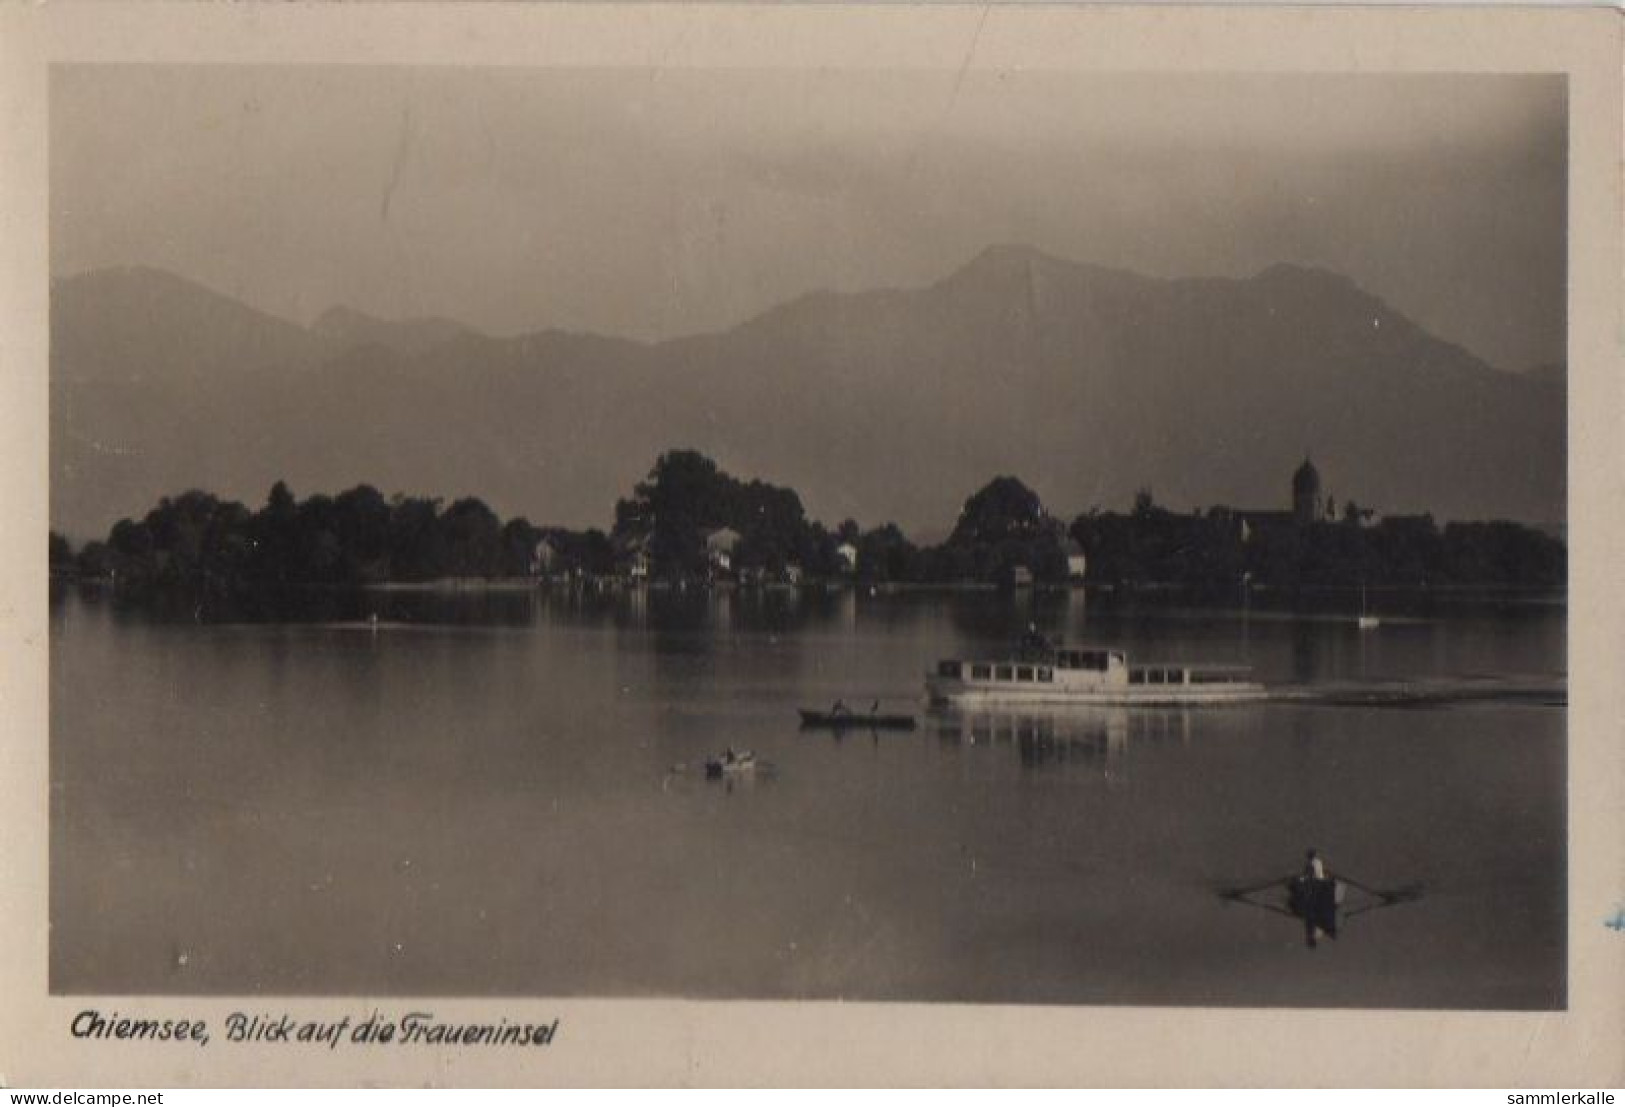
xmin=2 ymin=2 xmax=1620 ymax=1087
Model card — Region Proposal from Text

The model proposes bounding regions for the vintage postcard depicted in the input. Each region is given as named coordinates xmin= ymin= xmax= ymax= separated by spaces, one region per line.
xmin=0 ymin=1 xmax=1620 ymax=1088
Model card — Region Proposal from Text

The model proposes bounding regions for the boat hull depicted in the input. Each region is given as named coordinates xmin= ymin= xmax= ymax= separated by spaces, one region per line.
xmin=799 ymin=710 xmax=917 ymax=730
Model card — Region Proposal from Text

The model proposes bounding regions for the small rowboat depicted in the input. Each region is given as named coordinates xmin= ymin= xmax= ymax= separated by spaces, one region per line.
xmin=1220 ymin=862 xmax=1421 ymax=948
xmin=799 ymin=709 xmax=917 ymax=730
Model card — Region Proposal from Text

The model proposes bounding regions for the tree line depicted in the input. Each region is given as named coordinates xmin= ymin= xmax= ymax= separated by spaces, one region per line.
xmin=55 ymin=482 xmax=614 ymax=593
xmin=1072 ymin=493 xmax=1564 ymax=590
xmin=50 ymin=451 xmax=1564 ymax=594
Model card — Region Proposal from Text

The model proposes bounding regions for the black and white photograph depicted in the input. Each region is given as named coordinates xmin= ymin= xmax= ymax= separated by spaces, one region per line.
xmin=6 ymin=1 xmax=1624 ymax=1088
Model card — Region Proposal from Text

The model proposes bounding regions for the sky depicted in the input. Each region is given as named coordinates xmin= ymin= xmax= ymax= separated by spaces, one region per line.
xmin=50 ymin=66 xmax=1566 ymax=371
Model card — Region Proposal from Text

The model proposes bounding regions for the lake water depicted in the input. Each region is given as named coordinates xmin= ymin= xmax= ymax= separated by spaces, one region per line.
xmin=49 ymin=584 xmax=1566 ymax=1008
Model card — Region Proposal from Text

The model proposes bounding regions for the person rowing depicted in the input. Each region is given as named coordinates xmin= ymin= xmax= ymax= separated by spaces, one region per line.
xmin=1290 ymin=848 xmax=1339 ymax=948
xmin=1220 ymin=853 xmax=1419 ymax=947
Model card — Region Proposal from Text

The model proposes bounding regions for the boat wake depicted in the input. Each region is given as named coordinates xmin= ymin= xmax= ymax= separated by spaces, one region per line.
xmin=1275 ymin=676 xmax=1565 ymax=708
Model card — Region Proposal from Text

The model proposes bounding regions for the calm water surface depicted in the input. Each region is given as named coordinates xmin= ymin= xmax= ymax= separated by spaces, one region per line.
xmin=50 ymin=585 xmax=1565 ymax=1007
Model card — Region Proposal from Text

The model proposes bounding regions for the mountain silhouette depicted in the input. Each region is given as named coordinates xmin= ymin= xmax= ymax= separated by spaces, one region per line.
xmin=50 ymin=248 xmax=1564 ymax=539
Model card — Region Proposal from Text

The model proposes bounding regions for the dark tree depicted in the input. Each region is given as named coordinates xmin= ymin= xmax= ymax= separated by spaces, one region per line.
xmin=441 ymin=497 xmax=502 ymax=577
xmin=855 ymin=523 xmax=916 ymax=582
xmin=332 ymin=484 xmax=393 ymax=582
xmin=932 ymin=477 xmax=1067 ymax=584
xmin=248 ymin=481 xmax=300 ymax=585
xmin=75 ymin=540 xmax=114 ymax=578
xmin=612 ymin=450 xmax=821 ymax=580
xmin=951 ymin=477 xmax=1046 ymax=546
xmin=388 ymin=496 xmax=446 ymax=581
xmin=500 ymin=517 xmax=541 ymax=577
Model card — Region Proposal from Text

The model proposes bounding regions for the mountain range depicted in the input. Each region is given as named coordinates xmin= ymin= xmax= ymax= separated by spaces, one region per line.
xmin=50 ymin=247 xmax=1565 ymax=540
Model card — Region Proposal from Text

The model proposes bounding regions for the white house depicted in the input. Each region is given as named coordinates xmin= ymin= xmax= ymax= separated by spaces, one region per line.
xmin=705 ymin=527 xmax=742 ymax=573
xmin=835 ymin=541 xmax=859 ymax=574
xmin=618 ymin=532 xmax=653 ymax=581
xmin=531 ymin=534 xmax=564 ymax=577
xmin=1062 ymin=538 xmax=1087 ymax=582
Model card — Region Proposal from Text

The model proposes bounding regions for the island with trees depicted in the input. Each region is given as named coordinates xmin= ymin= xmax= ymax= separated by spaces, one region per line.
xmin=50 ymin=448 xmax=1565 ymax=604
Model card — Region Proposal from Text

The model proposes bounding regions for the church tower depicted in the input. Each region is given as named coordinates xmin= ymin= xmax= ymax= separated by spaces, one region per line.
xmin=1292 ymin=456 xmax=1321 ymax=526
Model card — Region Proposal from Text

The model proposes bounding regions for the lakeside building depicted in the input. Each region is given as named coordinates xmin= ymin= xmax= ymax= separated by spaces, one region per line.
xmin=1063 ymin=538 xmax=1088 ymax=581
xmin=705 ymin=527 xmax=741 ymax=574
xmin=531 ymin=534 xmax=564 ymax=577
xmin=1216 ymin=457 xmax=1345 ymax=543
xmin=1292 ymin=456 xmax=1323 ymax=525
xmin=616 ymin=531 xmax=652 ymax=581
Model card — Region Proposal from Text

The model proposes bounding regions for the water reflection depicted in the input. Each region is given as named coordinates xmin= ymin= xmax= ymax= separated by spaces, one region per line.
xmin=1292 ymin=618 xmax=1319 ymax=684
xmin=930 ymin=705 xmax=1201 ymax=773
xmin=49 ymin=586 xmax=1565 ymax=1005
xmin=52 ymin=581 xmax=1569 ymax=697
xmin=944 ymin=588 xmax=1072 ymax=644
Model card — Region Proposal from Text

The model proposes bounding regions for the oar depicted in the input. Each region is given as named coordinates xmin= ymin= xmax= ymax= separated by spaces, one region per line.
xmin=1341 ymin=887 xmax=1422 ymax=920
xmin=1219 ymin=875 xmax=1293 ymax=901
xmin=1337 ymin=873 xmax=1420 ymax=905
xmin=1233 ymin=897 xmax=1298 ymax=919
xmin=1218 ymin=875 xmax=1303 ymax=919
xmin=1335 ymin=873 xmax=1384 ymax=897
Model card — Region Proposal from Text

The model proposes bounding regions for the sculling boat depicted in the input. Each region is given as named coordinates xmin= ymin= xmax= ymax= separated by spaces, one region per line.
xmin=1220 ymin=860 xmax=1422 ymax=949
xmin=704 ymin=749 xmax=757 ymax=777
xmin=927 ymin=640 xmax=1265 ymax=706
xmin=1287 ymin=875 xmax=1345 ymax=940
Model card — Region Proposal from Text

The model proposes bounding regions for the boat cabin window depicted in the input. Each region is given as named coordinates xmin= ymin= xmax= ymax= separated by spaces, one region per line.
xmin=995 ymin=665 xmax=1014 ymax=681
xmin=971 ymin=664 xmax=992 ymax=680
xmin=1037 ymin=667 xmax=1054 ymax=683
xmin=1149 ymin=669 xmax=1166 ymax=685
xmin=1192 ymin=670 xmax=1239 ymax=684
xmin=1016 ymin=665 xmax=1035 ymax=682
xmin=937 ymin=661 xmax=961 ymax=678
xmin=1129 ymin=669 xmax=1146 ymax=685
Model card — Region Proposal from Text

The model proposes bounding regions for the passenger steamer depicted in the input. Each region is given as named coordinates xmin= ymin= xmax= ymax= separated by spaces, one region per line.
xmin=926 ymin=644 xmax=1266 ymax=706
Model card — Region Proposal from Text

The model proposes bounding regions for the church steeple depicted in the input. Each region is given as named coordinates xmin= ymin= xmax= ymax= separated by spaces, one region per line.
xmin=1292 ymin=456 xmax=1322 ymax=525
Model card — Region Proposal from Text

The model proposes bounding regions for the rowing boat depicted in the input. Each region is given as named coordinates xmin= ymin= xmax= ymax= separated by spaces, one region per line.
xmin=704 ymin=749 xmax=757 ymax=777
